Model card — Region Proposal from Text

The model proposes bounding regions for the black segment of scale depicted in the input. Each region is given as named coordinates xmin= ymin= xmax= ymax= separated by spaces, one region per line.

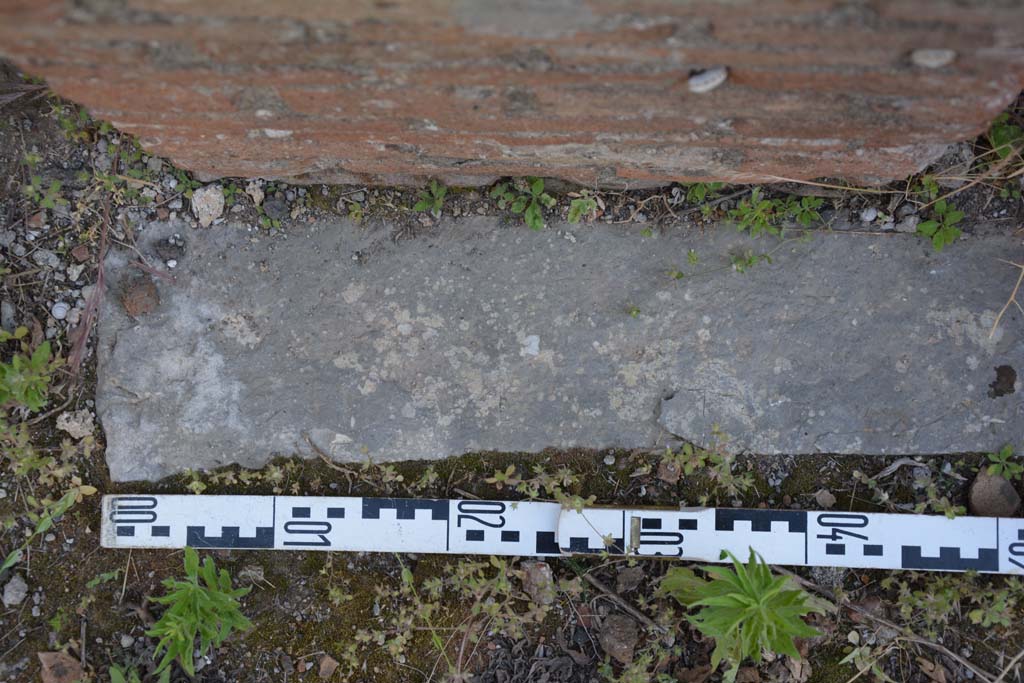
xmin=362 ymin=498 xmax=449 ymax=521
xmin=186 ymin=526 xmax=275 ymax=549
xmin=826 ymin=543 xmax=883 ymax=556
xmin=566 ymin=536 xmax=625 ymax=554
xmin=535 ymin=531 xmax=559 ymax=555
xmin=641 ymin=517 xmax=697 ymax=531
xmin=115 ymin=524 xmax=171 ymax=537
xmin=715 ymin=509 xmax=807 ymax=533
xmin=901 ymin=546 xmax=999 ymax=572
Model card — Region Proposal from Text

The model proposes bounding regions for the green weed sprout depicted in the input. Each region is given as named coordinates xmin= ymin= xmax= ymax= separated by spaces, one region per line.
xmin=413 ymin=179 xmax=447 ymax=216
xmin=660 ymin=549 xmax=823 ymax=683
xmin=148 ymin=547 xmax=252 ymax=677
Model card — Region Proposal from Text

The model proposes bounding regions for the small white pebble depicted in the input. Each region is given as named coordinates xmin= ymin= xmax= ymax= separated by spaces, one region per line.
xmin=166 ymin=259 xmax=178 ymax=269
xmin=859 ymin=207 xmax=878 ymax=223
xmin=50 ymin=302 xmax=70 ymax=320
xmin=911 ymin=48 xmax=956 ymax=69
xmin=688 ymin=66 xmax=729 ymax=93
xmin=603 ymin=454 xmax=616 ymax=466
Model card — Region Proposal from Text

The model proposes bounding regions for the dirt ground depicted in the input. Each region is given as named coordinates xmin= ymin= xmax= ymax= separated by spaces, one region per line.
xmin=2 ymin=63 xmax=1024 ymax=683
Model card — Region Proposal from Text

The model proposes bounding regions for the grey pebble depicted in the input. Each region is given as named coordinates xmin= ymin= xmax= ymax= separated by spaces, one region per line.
xmin=31 ymin=249 xmax=61 ymax=269
xmin=911 ymin=48 xmax=957 ymax=69
xmin=263 ymin=197 xmax=289 ymax=221
xmin=2 ymin=575 xmax=28 ymax=607
xmin=1 ymin=300 xmax=16 ymax=332
xmin=894 ymin=215 xmax=920 ymax=233
xmin=51 ymin=302 xmax=70 ymax=320
xmin=858 ymin=207 xmax=878 ymax=223
xmin=120 ymin=634 xmax=135 ymax=648
xmin=688 ymin=66 xmax=729 ymax=93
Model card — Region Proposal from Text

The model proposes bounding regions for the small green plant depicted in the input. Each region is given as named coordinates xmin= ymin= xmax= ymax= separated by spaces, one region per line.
xmin=0 ymin=327 xmax=60 ymax=411
xmin=880 ymin=572 xmax=1024 ymax=637
xmin=659 ymin=429 xmax=752 ymax=503
xmin=685 ymin=182 xmax=724 ymax=204
xmin=730 ymin=250 xmax=770 ymax=273
xmin=148 ymin=547 xmax=252 ymax=677
xmin=111 ymin=664 xmax=169 ymax=683
xmin=916 ymin=199 xmax=963 ymax=251
xmin=257 ymin=206 xmax=282 ymax=230
xmin=2 ymin=484 xmax=97 ymax=572
xmin=909 ymin=465 xmax=966 ymax=519
xmin=839 ymin=632 xmax=896 ymax=683
xmin=222 ymin=182 xmax=241 ymax=206
xmin=986 ymin=444 xmax=1023 ymax=481
xmin=22 ymin=175 xmax=65 ymax=209
xmin=110 ymin=664 xmax=141 ymax=683
xmin=783 ymin=195 xmax=824 ymax=227
xmin=86 ymin=569 xmax=122 ymax=589
xmin=52 ymin=104 xmax=91 ymax=142
xmin=916 ymin=174 xmax=940 ymax=201
xmin=567 ymin=194 xmax=598 ymax=223
xmin=484 ymin=463 xmax=596 ymax=511
xmin=173 ymin=169 xmax=202 ymax=199
xmin=988 ymin=112 xmax=1023 ymax=161
xmin=490 ymin=177 xmax=556 ymax=230
xmin=730 ymin=187 xmax=779 ymax=236
xmin=998 ymin=185 xmax=1022 ymax=201
xmin=660 ymin=549 xmax=822 ymax=683
xmin=730 ymin=189 xmax=824 ymax=235
xmin=345 ymin=200 xmax=364 ymax=223
xmin=413 ymin=179 xmax=447 ymax=217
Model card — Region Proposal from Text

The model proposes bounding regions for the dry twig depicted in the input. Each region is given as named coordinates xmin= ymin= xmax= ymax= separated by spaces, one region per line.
xmin=990 ymin=259 xmax=1024 ymax=339
xmin=582 ymin=572 xmax=666 ymax=634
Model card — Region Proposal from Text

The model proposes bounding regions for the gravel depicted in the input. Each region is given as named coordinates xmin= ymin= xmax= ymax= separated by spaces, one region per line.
xmin=911 ymin=48 xmax=957 ymax=69
xmin=50 ymin=301 xmax=69 ymax=320
xmin=688 ymin=66 xmax=728 ymax=93
xmin=2 ymin=574 xmax=28 ymax=607
xmin=190 ymin=184 xmax=225 ymax=228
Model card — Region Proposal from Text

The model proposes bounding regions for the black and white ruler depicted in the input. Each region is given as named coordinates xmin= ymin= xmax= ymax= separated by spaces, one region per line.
xmin=100 ymin=495 xmax=1024 ymax=575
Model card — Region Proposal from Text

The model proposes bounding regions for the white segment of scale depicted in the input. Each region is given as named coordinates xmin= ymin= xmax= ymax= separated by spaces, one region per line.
xmin=101 ymin=496 xmax=1024 ymax=575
